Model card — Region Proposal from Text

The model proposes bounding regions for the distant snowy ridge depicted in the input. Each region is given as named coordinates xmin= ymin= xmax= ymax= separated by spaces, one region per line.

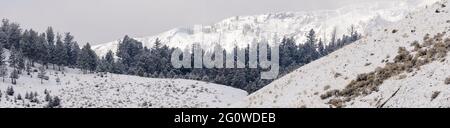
xmin=93 ymin=0 xmax=440 ymax=57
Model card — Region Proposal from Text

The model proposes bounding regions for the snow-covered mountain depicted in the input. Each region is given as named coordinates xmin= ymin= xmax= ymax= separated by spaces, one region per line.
xmin=234 ymin=0 xmax=450 ymax=108
xmin=93 ymin=0 xmax=440 ymax=57
xmin=3 ymin=0 xmax=447 ymax=108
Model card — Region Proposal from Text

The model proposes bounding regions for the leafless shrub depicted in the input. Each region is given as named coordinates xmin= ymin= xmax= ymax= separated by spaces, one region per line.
xmin=445 ymin=77 xmax=450 ymax=85
xmin=328 ymin=99 xmax=344 ymax=108
xmin=323 ymin=85 xmax=331 ymax=91
xmin=320 ymin=89 xmax=339 ymax=99
xmin=334 ymin=73 xmax=342 ymax=78
xmin=398 ymin=75 xmax=407 ymax=80
xmin=392 ymin=29 xmax=398 ymax=33
xmin=435 ymin=42 xmax=448 ymax=58
xmin=411 ymin=41 xmax=421 ymax=51
xmin=394 ymin=47 xmax=412 ymax=63
xmin=431 ymin=91 xmax=441 ymax=101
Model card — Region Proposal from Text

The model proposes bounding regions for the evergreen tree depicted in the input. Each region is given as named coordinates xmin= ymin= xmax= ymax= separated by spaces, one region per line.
xmin=279 ymin=37 xmax=298 ymax=68
xmin=47 ymin=96 xmax=61 ymax=108
xmin=55 ymin=34 xmax=67 ymax=70
xmin=1 ymin=19 xmax=22 ymax=49
xmin=17 ymin=94 xmax=22 ymax=100
xmin=38 ymin=66 xmax=48 ymax=84
xmin=116 ymin=35 xmax=143 ymax=73
xmin=20 ymin=29 xmax=39 ymax=63
xmin=69 ymin=42 xmax=80 ymax=67
xmin=0 ymin=43 xmax=7 ymax=82
xmin=46 ymin=27 xmax=55 ymax=45
xmin=302 ymin=29 xmax=320 ymax=63
xmin=327 ymin=27 xmax=338 ymax=53
xmin=9 ymin=46 xmax=25 ymax=72
xmin=36 ymin=33 xmax=49 ymax=66
xmin=6 ymin=86 xmax=14 ymax=96
xmin=317 ymin=39 xmax=326 ymax=57
xmin=9 ymin=69 xmax=19 ymax=85
xmin=64 ymin=33 xmax=75 ymax=66
xmin=135 ymin=50 xmax=152 ymax=76
xmin=0 ymin=42 xmax=5 ymax=65
xmin=0 ymin=27 xmax=6 ymax=48
xmin=78 ymin=43 xmax=98 ymax=73
xmin=25 ymin=61 xmax=32 ymax=75
xmin=46 ymin=27 xmax=57 ymax=68
xmin=104 ymin=50 xmax=115 ymax=72
xmin=0 ymin=64 xmax=7 ymax=82
xmin=45 ymin=92 xmax=51 ymax=102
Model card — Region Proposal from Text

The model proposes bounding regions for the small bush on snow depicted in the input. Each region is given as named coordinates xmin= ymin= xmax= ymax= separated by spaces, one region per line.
xmin=431 ymin=91 xmax=441 ymax=101
xmin=6 ymin=86 xmax=14 ymax=96
xmin=445 ymin=77 xmax=450 ymax=85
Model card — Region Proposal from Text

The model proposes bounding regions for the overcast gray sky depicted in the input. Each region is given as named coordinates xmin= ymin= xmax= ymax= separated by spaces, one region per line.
xmin=0 ymin=0 xmax=370 ymax=45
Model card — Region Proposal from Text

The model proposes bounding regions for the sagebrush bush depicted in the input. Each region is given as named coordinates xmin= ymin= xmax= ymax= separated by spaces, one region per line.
xmin=445 ymin=77 xmax=450 ymax=85
xmin=323 ymin=34 xmax=450 ymax=107
xmin=320 ymin=89 xmax=339 ymax=99
xmin=431 ymin=91 xmax=441 ymax=101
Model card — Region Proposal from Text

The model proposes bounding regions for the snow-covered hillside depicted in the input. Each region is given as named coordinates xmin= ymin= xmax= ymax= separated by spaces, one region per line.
xmin=0 ymin=61 xmax=247 ymax=108
xmin=93 ymin=0 xmax=440 ymax=57
xmin=234 ymin=0 xmax=450 ymax=108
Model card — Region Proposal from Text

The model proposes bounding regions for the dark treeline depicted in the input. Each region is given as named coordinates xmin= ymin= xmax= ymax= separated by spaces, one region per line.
xmin=102 ymin=28 xmax=361 ymax=93
xmin=0 ymin=19 xmax=360 ymax=93
xmin=0 ymin=19 xmax=98 ymax=84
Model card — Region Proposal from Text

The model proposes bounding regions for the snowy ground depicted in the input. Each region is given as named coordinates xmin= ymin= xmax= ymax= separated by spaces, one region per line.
xmin=2 ymin=0 xmax=447 ymax=108
xmin=0 ymin=66 xmax=247 ymax=108
xmin=234 ymin=0 xmax=450 ymax=108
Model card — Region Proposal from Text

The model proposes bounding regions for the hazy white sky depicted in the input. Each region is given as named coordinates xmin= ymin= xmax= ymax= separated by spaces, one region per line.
xmin=0 ymin=0 xmax=370 ymax=45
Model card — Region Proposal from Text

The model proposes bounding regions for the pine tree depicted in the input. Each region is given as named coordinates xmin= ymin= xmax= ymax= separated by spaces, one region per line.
xmin=1 ymin=19 xmax=22 ymax=49
xmin=47 ymin=96 xmax=61 ymax=108
xmin=78 ymin=43 xmax=98 ymax=73
xmin=303 ymin=29 xmax=319 ymax=62
xmin=55 ymin=34 xmax=67 ymax=70
xmin=38 ymin=66 xmax=47 ymax=84
xmin=6 ymin=86 xmax=14 ymax=96
xmin=46 ymin=27 xmax=55 ymax=45
xmin=0 ymin=22 xmax=7 ymax=47
xmin=104 ymin=50 xmax=115 ymax=72
xmin=46 ymin=27 xmax=57 ymax=68
xmin=20 ymin=29 xmax=39 ymax=63
xmin=69 ymin=42 xmax=80 ymax=67
xmin=327 ymin=27 xmax=338 ymax=53
xmin=0 ymin=43 xmax=6 ymax=82
xmin=317 ymin=39 xmax=326 ymax=57
xmin=279 ymin=37 xmax=298 ymax=67
xmin=0 ymin=64 xmax=7 ymax=82
xmin=45 ymin=92 xmax=51 ymax=102
xmin=10 ymin=69 xmax=19 ymax=84
xmin=25 ymin=92 xmax=30 ymax=100
xmin=9 ymin=46 xmax=25 ymax=71
xmin=116 ymin=35 xmax=143 ymax=73
xmin=25 ymin=61 xmax=31 ymax=75
xmin=36 ymin=33 xmax=49 ymax=66
xmin=64 ymin=33 xmax=76 ymax=67
xmin=17 ymin=94 xmax=22 ymax=100
xmin=0 ymin=42 xmax=5 ymax=65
